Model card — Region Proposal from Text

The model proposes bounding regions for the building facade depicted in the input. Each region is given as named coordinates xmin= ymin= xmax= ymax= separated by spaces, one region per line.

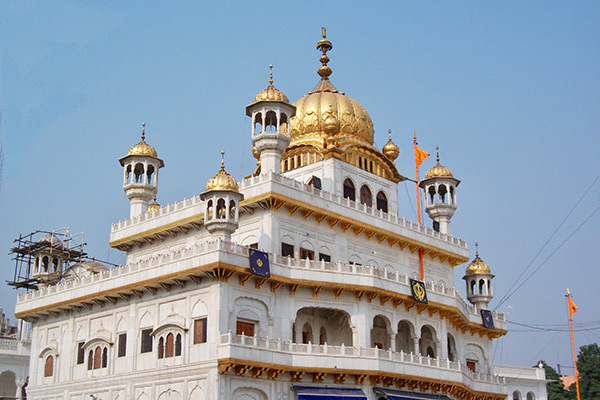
xmin=14 ymin=32 xmax=547 ymax=400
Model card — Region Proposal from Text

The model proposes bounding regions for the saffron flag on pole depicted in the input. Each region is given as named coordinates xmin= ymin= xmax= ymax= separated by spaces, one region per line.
xmin=413 ymin=135 xmax=430 ymax=168
xmin=568 ymin=295 xmax=577 ymax=316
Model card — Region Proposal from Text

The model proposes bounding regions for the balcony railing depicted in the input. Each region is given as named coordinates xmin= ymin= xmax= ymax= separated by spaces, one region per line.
xmin=219 ymin=331 xmax=506 ymax=385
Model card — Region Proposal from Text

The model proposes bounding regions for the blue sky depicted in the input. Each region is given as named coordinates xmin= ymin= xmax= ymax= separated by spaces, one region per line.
xmin=1 ymin=1 xmax=599 ymax=369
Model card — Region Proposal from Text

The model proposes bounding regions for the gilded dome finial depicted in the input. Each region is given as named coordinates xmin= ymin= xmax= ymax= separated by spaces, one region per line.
xmin=316 ymin=27 xmax=333 ymax=80
xmin=126 ymin=122 xmax=158 ymax=157
xmin=220 ymin=149 xmax=225 ymax=170
xmin=475 ymin=242 xmax=479 ymax=258
xmin=436 ymin=145 xmax=440 ymax=163
xmin=253 ymin=64 xmax=289 ymax=103
xmin=383 ymin=129 xmax=400 ymax=161
xmin=141 ymin=122 xmax=146 ymax=141
xmin=269 ymin=64 xmax=274 ymax=86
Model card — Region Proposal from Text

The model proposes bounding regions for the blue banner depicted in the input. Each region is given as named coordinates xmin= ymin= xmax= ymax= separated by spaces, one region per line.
xmin=249 ymin=249 xmax=270 ymax=278
xmin=410 ymin=278 xmax=428 ymax=304
xmin=481 ymin=309 xmax=495 ymax=329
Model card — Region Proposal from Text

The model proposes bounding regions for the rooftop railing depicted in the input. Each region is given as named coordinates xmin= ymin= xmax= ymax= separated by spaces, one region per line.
xmin=111 ymin=172 xmax=467 ymax=249
xmin=18 ymin=240 xmax=504 ymax=323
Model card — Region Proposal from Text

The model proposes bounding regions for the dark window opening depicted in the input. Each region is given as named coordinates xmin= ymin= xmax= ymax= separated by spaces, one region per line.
xmin=319 ymin=253 xmax=331 ymax=262
xmin=300 ymin=248 xmax=314 ymax=260
xmin=44 ymin=355 xmax=54 ymax=377
xmin=158 ymin=337 xmax=164 ymax=359
xmin=165 ymin=333 xmax=174 ymax=358
xmin=175 ymin=333 xmax=182 ymax=356
xmin=360 ymin=185 xmax=372 ymax=207
xmin=281 ymin=243 xmax=294 ymax=257
xmin=376 ymin=191 xmax=388 ymax=213
xmin=118 ymin=333 xmax=127 ymax=357
xmin=101 ymin=347 xmax=108 ymax=368
xmin=467 ymin=360 xmax=477 ymax=373
xmin=141 ymin=328 xmax=153 ymax=353
xmin=194 ymin=318 xmax=207 ymax=344
xmin=248 ymin=243 xmax=258 ymax=250
xmin=77 ymin=342 xmax=85 ymax=364
xmin=343 ymin=179 xmax=356 ymax=201
xmin=87 ymin=350 xmax=93 ymax=370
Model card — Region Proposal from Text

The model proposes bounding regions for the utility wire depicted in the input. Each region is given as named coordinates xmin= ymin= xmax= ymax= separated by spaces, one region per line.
xmin=495 ymin=172 xmax=600 ymax=311
xmin=496 ymin=203 xmax=600 ymax=311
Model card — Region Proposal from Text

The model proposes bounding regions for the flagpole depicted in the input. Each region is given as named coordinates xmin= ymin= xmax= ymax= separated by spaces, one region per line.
xmin=414 ymin=130 xmax=424 ymax=280
xmin=567 ymin=288 xmax=581 ymax=400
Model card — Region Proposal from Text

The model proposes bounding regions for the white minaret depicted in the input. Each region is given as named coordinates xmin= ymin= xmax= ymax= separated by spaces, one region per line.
xmin=419 ymin=147 xmax=460 ymax=235
xmin=246 ymin=65 xmax=295 ymax=174
xmin=463 ymin=243 xmax=495 ymax=309
xmin=200 ymin=151 xmax=244 ymax=241
xmin=119 ymin=123 xmax=164 ymax=217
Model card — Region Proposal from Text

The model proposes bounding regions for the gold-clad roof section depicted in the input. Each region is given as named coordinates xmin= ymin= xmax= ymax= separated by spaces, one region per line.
xmin=205 ymin=151 xmax=239 ymax=192
xmin=127 ymin=123 xmax=158 ymax=157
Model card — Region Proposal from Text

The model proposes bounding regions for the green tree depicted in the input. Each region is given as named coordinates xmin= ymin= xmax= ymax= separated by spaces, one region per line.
xmin=537 ymin=360 xmax=570 ymax=400
xmin=577 ymin=343 xmax=600 ymax=400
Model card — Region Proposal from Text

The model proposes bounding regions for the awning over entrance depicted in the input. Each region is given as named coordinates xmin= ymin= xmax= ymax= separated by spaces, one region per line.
xmin=293 ymin=385 xmax=368 ymax=400
xmin=373 ymin=387 xmax=452 ymax=400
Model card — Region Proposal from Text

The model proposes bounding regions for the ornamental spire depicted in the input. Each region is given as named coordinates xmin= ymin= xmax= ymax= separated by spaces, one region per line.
xmin=269 ymin=64 xmax=273 ymax=86
xmin=220 ymin=149 xmax=225 ymax=170
xmin=141 ymin=122 xmax=146 ymax=141
xmin=316 ymin=27 xmax=333 ymax=80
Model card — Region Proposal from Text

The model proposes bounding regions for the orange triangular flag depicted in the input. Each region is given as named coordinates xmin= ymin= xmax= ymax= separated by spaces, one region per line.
xmin=568 ymin=296 xmax=577 ymax=315
xmin=414 ymin=143 xmax=430 ymax=168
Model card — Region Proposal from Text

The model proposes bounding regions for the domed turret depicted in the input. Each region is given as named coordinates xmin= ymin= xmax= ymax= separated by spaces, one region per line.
xmin=200 ymin=151 xmax=244 ymax=241
xmin=419 ymin=147 xmax=460 ymax=235
xmin=246 ymin=65 xmax=296 ymax=175
xmin=31 ymin=234 xmax=64 ymax=288
xmin=147 ymin=196 xmax=161 ymax=214
xmin=119 ymin=123 xmax=165 ymax=217
xmin=463 ymin=243 xmax=494 ymax=309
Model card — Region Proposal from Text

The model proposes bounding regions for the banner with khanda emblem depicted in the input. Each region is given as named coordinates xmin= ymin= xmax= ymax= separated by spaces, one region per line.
xmin=481 ymin=309 xmax=495 ymax=329
xmin=410 ymin=279 xmax=428 ymax=304
xmin=249 ymin=249 xmax=270 ymax=278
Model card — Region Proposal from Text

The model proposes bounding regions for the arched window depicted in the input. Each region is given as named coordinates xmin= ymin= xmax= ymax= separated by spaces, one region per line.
xmin=319 ymin=326 xmax=327 ymax=345
xmin=360 ymin=185 xmax=372 ymax=207
xmin=526 ymin=392 xmax=535 ymax=400
xmin=147 ymin=165 xmax=155 ymax=187
xmin=470 ymin=279 xmax=476 ymax=295
xmin=42 ymin=256 xmax=49 ymax=273
xmin=265 ymin=111 xmax=277 ymax=133
xmin=229 ymin=200 xmax=236 ymax=218
xmin=343 ymin=179 xmax=356 ymax=201
xmin=87 ymin=350 xmax=93 ymax=370
xmin=447 ymin=334 xmax=457 ymax=361
xmin=158 ymin=337 xmax=164 ymax=359
xmin=134 ymin=163 xmax=145 ymax=183
xmin=302 ymin=323 xmax=313 ymax=344
xmin=101 ymin=347 xmax=108 ymax=368
xmin=175 ymin=333 xmax=182 ymax=356
xmin=512 ymin=391 xmax=522 ymax=400
xmin=52 ymin=257 xmax=59 ymax=273
xmin=439 ymin=184 xmax=448 ymax=203
xmin=428 ymin=186 xmax=436 ymax=205
xmin=126 ymin=164 xmax=132 ymax=184
xmin=216 ymin=198 xmax=226 ymax=219
xmin=165 ymin=333 xmax=174 ymax=358
xmin=376 ymin=191 xmax=388 ymax=213
xmin=254 ymin=112 xmax=263 ymax=135
xmin=93 ymin=346 xmax=101 ymax=369
xmin=44 ymin=355 xmax=54 ymax=377
xmin=479 ymin=279 xmax=486 ymax=295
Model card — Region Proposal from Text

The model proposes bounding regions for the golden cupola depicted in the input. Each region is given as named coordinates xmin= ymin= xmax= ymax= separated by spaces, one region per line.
xmin=465 ymin=249 xmax=491 ymax=275
xmin=127 ymin=123 xmax=158 ymax=158
xmin=205 ymin=151 xmax=239 ymax=192
xmin=284 ymin=28 xmax=405 ymax=183
xmin=463 ymin=243 xmax=495 ymax=309
xmin=253 ymin=65 xmax=289 ymax=103
xmin=425 ymin=149 xmax=453 ymax=178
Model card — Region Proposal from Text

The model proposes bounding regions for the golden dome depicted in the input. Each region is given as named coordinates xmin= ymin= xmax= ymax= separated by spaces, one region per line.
xmin=290 ymin=30 xmax=374 ymax=149
xmin=425 ymin=148 xmax=453 ymax=178
xmin=382 ymin=130 xmax=400 ymax=161
xmin=127 ymin=123 xmax=158 ymax=157
xmin=465 ymin=245 xmax=491 ymax=275
xmin=147 ymin=196 xmax=160 ymax=213
xmin=205 ymin=151 xmax=239 ymax=192
xmin=254 ymin=65 xmax=289 ymax=103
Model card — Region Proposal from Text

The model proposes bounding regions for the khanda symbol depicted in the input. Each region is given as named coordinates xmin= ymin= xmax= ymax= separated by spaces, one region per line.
xmin=256 ymin=259 xmax=263 ymax=268
xmin=413 ymin=281 xmax=425 ymax=301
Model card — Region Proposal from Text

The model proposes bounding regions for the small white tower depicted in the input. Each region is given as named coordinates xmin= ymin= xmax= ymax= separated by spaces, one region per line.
xmin=246 ymin=65 xmax=296 ymax=174
xmin=419 ymin=147 xmax=460 ymax=235
xmin=200 ymin=151 xmax=244 ymax=241
xmin=31 ymin=234 xmax=64 ymax=288
xmin=463 ymin=243 xmax=495 ymax=309
xmin=119 ymin=123 xmax=164 ymax=217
